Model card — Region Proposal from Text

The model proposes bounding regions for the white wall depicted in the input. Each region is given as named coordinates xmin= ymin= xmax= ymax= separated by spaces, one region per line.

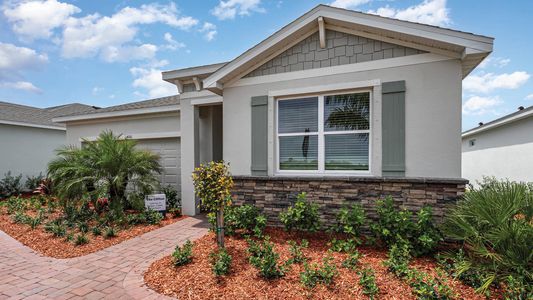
xmin=0 ymin=124 xmax=65 ymax=178
xmin=223 ymin=56 xmax=463 ymax=178
xmin=462 ymin=116 xmax=533 ymax=184
xmin=66 ymin=112 xmax=180 ymax=146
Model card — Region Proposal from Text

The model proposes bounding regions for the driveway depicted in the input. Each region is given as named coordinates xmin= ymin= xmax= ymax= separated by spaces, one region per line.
xmin=0 ymin=216 xmax=209 ymax=299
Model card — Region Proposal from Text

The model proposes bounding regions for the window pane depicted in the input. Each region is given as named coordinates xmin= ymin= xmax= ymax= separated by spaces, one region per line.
xmin=325 ymin=133 xmax=369 ymax=170
xmin=324 ymin=93 xmax=370 ymax=131
xmin=279 ymin=135 xmax=318 ymax=170
xmin=278 ymin=97 xmax=318 ymax=134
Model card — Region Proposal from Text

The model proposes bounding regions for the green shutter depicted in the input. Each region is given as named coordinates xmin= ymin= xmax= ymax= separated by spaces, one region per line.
xmin=251 ymin=95 xmax=268 ymax=176
xmin=382 ymin=81 xmax=406 ymax=177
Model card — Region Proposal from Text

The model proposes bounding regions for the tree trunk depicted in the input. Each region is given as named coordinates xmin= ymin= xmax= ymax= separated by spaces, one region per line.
xmin=216 ymin=206 xmax=225 ymax=248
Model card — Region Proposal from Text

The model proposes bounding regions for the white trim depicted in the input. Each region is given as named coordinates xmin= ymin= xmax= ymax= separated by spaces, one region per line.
xmin=53 ymin=105 xmax=180 ymax=123
xmin=0 ymin=120 xmax=65 ymax=131
xmin=274 ymin=89 xmax=373 ymax=176
xmin=462 ymin=109 xmax=533 ymax=138
xmin=318 ymin=17 xmax=326 ymax=49
xmin=231 ymin=53 xmax=449 ymax=88
xmin=269 ymin=79 xmax=380 ymax=97
xmin=80 ymin=131 xmax=181 ymax=142
xmin=190 ymin=96 xmax=223 ymax=106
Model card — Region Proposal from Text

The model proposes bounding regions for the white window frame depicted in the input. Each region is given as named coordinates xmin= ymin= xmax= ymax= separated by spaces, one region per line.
xmin=275 ymin=89 xmax=372 ymax=175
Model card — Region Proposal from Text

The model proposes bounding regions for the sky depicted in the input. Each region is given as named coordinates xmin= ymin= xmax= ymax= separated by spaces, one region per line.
xmin=0 ymin=0 xmax=531 ymax=131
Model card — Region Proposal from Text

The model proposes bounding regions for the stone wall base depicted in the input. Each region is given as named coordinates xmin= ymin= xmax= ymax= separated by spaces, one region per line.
xmin=231 ymin=176 xmax=467 ymax=227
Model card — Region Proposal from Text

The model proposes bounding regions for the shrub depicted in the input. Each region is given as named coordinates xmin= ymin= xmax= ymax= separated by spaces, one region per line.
xmin=384 ymin=241 xmax=411 ymax=278
xmin=329 ymin=238 xmax=358 ymax=253
xmin=103 ymin=227 xmax=117 ymax=238
xmin=126 ymin=193 xmax=145 ymax=212
xmin=144 ymin=209 xmax=163 ymax=225
xmin=442 ymin=179 xmax=533 ymax=295
xmin=77 ymin=221 xmax=89 ymax=233
xmin=210 ymin=248 xmax=232 ymax=276
xmin=6 ymin=196 xmax=25 ymax=214
xmin=300 ymin=254 xmax=338 ymax=288
xmin=44 ymin=221 xmax=67 ymax=237
xmin=26 ymin=215 xmax=42 ymax=230
xmin=437 ymin=249 xmax=486 ymax=291
xmin=169 ymin=207 xmax=182 ymax=218
xmin=212 ymin=204 xmax=267 ymax=237
xmin=342 ymin=250 xmax=362 ymax=270
xmin=126 ymin=213 xmax=146 ymax=225
xmin=0 ymin=171 xmax=23 ymax=198
xmin=172 ymin=240 xmax=193 ymax=267
xmin=11 ymin=211 xmax=29 ymax=224
xmin=163 ymin=185 xmax=180 ymax=209
xmin=371 ymin=196 xmax=442 ymax=256
xmin=279 ymin=192 xmax=321 ymax=232
xmin=358 ymin=268 xmax=379 ymax=299
xmin=65 ymin=232 xmax=74 ymax=242
xmin=406 ymin=269 xmax=455 ymax=300
xmin=25 ymin=173 xmax=44 ymax=191
xmin=247 ymin=237 xmax=285 ymax=279
xmin=91 ymin=227 xmax=102 ymax=236
xmin=74 ymin=233 xmax=89 ymax=246
xmin=287 ymin=239 xmax=308 ymax=264
xmin=336 ymin=204 xmax=365 ymax=236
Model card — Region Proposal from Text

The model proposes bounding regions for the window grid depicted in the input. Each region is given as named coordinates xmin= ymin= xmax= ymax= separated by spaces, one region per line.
xmin=276 ymin=90 xmax=372 ymax=174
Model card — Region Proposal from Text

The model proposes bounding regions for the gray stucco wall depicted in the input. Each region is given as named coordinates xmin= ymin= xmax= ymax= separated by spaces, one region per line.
xmin=224 ymin=58 xmax=463 ymax=179
xmin=0 ymin=124 xmax=65 ymax=179
xmin=245 ymin=30 xmax=425 ymax=78
xmin=462 ymin=116 xmax=533 ymax=184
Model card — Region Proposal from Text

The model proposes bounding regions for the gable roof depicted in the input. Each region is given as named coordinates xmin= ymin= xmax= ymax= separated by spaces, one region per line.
xmin=0 ymin=101 xmax=96 ymax=130
xmin=462 ymin=105 xmax=533 ymax=138
xmin=198 ymin=4 xmax=493 ymax=94
xmin=53 ymin=95 xmax=180 ymax=123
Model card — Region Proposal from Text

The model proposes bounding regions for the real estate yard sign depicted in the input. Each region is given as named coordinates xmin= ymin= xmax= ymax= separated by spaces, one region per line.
xmin=145 ymin=194 xmax=166 ymax=214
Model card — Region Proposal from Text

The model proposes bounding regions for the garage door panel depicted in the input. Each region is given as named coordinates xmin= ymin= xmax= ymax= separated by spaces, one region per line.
xmin=135 ymin=138 xmax=181 ymax=193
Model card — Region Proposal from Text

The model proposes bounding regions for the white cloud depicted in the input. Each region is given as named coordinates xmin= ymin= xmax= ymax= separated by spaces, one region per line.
xmin=2 ymin=0 xmax=80 ymax=41
xmin=463 ymin=71 xmax=530 ymax=93
xmin=479 ymin=57 xmax=511 ymax=69
xmin=525 ymin=94 xmax=533 ymax=100
xmin=163 ymin=33 xmax=186 ymax=50
xmin=92 ymin=86 xmax=103 ymax=95
xmin=0 ymin=81 xmax=42 ymax=93
xmin=61 ymin=3 xmax=197 ymax=62
xmin=368 ymin=0 xmax=450 ymax=26
xmin=212 ymin=0 xmax=264 ymax=20
xmin=462 ymin=96 xmax=502 ymax=115
xmin=330 ymin=0 xmax=371 ymax=9
xmin=200 ymin=22 xmax=217 ymax=41
xmin=0 ymin=43 xmax=47 ymax=93
xmin=130 ymin=67 xmax=176 ymax=98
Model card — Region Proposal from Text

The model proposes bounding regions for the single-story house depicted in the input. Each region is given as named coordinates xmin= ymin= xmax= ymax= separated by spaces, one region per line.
xmin=57 ymin=5 xmax=493 ymax=223
xmin=0 ymin=101 xmax=95 ymax=181
xmin=53 ymin=96 xmax=182 ymax=193
xmin=462 ymin=105 xmax=533 ymax=184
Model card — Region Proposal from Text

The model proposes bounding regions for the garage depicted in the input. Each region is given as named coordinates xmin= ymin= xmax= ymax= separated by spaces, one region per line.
xmin=136 ymin=138 xmax=181 ymax=193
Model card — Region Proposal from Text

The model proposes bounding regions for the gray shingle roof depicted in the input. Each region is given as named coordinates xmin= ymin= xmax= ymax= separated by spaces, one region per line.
xmin=0 ymin=101 xmax=96 ymax=128
xmin=462 ymin=105 xmax=533 ymax=135
xmin=59 ymin=95 xmax=180 ymax=118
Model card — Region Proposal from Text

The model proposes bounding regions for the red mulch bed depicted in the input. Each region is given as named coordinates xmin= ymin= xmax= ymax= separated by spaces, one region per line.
xmin=0 ymin=207 xmax=186 ymax=258
xmin=144 ymin=228 xmax=492 ymax=300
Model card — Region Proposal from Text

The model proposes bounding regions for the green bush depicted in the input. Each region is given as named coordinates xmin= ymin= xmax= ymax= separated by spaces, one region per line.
xmin=210 ymin=248 xmax=232 ymax=276
xmin=336 ymin=204 xmax=365 ymax=236
xmin=103 ymin=226 xmax=117 ymax=238
xmin=77 ymin=221 xmax=89 ymax=233
xmin=163 ymin=185 xmax=180 ymax=209
xmin=91 ymin=226 xmax=102 ymax=236
xmin=26 ymin=215 xmax=42 ymax=230
xmin=300 ymin=254 xmax=338 ymax=288
xmin=442 ymin=179 xmax=533 ymax=295
xmin=126 ymin=192 xmax=146 ymax=212
xmin=25 ymin=173 xmax=44 ymax=191
xmin=11 ymin=211 xmax=29 ymax=224
xmin=287 ymin=239 xmax=308 ymax=264
xmin=126 ymin=213 xmax=147 ymax=225
xmin=172 ymin=240 xmax=193 ymax=267
xmin=74 ymin=233 xmax=89 ymax=246
xmin=212 ymin=204 xmax=267 ymax=237
xmin=144 ymin=209 xmax=163 ymax=225
xmin=0 ymin=171 xmax=23 ymax=198
xmin=406 ymin=269 xmax=455 ymax=300
xmin=436 ymin=249 xmax=486 ymax=291
xmin=342 ymin=250 xmax=362 ymax=270
xmin=279 ymin=192 xmax=321 ymax=232
xmin=371 ymin=196 xmax=442 ymax=256
xmin=384 ymin=241 xmax=411 ymax=278
xmin=358 ymin=268 xmax=379 ymax=299
xmin=247 ymin=237 xmax=285 ymax=279
xmin=329 ymin=238 xmax=358 ymax=253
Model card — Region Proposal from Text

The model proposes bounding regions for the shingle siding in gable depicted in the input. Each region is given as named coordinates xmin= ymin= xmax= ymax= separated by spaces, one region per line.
xmin=244 ymin=30 xmax=426 ymax=78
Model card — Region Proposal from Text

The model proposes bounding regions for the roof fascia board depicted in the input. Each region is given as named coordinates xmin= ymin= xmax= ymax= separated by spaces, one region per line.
xmin=0 ymin=120 xmax=65 ymax=131
xmin=162 ymin=63 xmax=227 ymax=81
xmin=462 ymin=109 xmax=533 ymax=138
xmin=81 ymin=131 xmax=181 ymax=142
xmin=53 ymin=105 xmax=180 ymax=123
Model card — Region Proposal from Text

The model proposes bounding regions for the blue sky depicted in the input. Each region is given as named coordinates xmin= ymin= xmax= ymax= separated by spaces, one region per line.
xmin=0 ymin=0 xmax=531 ymax=130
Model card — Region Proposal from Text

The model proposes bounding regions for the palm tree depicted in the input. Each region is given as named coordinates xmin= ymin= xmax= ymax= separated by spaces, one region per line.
xmin=48 ymin=131 xmax=162 ymax=209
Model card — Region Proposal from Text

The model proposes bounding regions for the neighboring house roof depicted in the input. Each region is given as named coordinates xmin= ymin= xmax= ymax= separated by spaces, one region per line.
xmin=53 ymin=95 xmax=180 ymax=123
xmin=0 ymin=101 xmax=96 ymax=130
xmin=462 ymin=106 xmax=533 ymax=138
xmin=163 ymin=4 xmax=493 ymax=95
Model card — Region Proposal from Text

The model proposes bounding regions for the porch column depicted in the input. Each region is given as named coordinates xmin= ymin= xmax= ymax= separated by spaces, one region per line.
xmin=180 ymin=98 xmax=200 ymax=215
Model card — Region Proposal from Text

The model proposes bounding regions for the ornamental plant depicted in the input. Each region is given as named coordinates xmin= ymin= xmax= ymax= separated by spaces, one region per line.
xmin=192 ymin=161 xmax=234 ymax=248
xmin=279 ymin=192 xmax=321 ymax=232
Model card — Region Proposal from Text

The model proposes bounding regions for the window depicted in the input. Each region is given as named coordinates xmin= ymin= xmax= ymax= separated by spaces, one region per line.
xmin=277 ymin=91 xmax=371 ymax=173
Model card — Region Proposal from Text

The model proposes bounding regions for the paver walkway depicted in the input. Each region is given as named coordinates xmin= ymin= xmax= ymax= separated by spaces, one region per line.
xmin=0 ymin=216 xmax=209 ymax=299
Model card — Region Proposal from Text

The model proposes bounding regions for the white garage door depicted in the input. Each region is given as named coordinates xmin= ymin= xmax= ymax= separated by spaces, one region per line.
xmin=136 ymin=138 xmax=181 ymax=193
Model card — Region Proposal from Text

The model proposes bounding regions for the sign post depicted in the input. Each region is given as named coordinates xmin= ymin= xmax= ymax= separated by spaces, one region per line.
xmin=145 ymin=194 xmax=166 ymax=215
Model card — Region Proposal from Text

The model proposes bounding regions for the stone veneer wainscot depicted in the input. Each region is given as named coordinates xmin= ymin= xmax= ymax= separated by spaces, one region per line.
xmin=231 ymin=176 xmax=467 ymax=227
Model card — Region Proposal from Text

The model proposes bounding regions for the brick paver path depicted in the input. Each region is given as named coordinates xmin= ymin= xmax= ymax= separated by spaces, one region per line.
xmin=0 ymin=216 xmax=208 ymax=299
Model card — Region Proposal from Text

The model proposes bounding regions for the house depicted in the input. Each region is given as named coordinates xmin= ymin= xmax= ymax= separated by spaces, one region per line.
xmin=0 ymin=101 xmax=95 ymax=180
xmin=59 ymin=5 xmax=493 ymax=223
xmin=53 ymin=96 xmax=182 ymax=193
xmin=462 ymin=106 xmax=533 ymax=184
